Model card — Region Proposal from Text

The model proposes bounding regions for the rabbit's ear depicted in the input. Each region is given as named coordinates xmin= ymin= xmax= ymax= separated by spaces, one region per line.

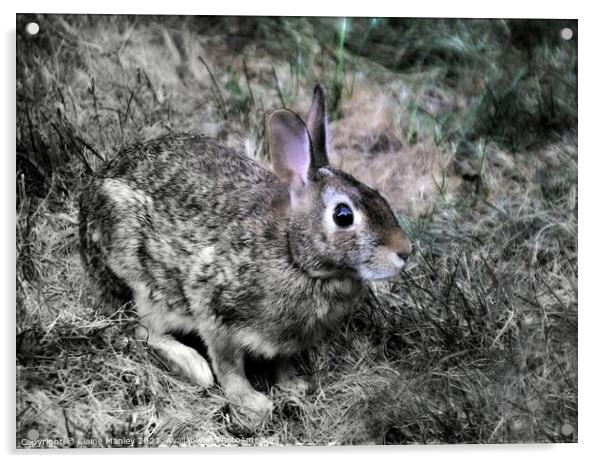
xmin=269 ymin=109 xmax=312 ymax=186
xmin=306 ymin=84 xmax=329 ymax=168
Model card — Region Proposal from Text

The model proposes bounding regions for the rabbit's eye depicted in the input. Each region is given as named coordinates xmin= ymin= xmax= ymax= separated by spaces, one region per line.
xmin=333 ymin=204 xmax=354 ymax=227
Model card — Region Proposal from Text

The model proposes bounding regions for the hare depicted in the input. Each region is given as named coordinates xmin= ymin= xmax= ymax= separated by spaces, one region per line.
xmin=79 ymin=85 xmax=412 ymax=417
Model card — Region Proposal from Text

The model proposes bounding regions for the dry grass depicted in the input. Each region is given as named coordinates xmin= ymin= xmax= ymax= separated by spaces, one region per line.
xmin=16 ymin=15 xmax=577 ymax=447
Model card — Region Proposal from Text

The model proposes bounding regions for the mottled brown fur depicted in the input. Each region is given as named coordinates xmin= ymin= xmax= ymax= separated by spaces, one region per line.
xmin=79 ymin=85 xmax=411 ymax=417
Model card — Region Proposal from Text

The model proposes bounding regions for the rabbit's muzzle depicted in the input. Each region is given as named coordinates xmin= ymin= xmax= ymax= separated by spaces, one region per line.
xmin=358 ymin=230 xmax=412 ymax=281
xmin=389 ymin=230 xmax=412 ymax=266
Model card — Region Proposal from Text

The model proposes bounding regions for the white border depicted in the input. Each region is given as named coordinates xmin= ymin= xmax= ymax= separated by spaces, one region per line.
xmin=4 ymin=0 xmax=582 ymax=17
xmin=2 ymin=1 xmax=597 ymax=462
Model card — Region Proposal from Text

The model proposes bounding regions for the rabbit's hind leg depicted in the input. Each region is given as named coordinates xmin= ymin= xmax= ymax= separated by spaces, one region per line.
xmin=134 ymin=290 xmax=214 ymax=387
xmin=79 ymin=187 xmax=133 ymax=312
xmin=143 ymin=330 xmax=214 ymax=387
xmin=205 ymin=334 xmax=273 ymax=416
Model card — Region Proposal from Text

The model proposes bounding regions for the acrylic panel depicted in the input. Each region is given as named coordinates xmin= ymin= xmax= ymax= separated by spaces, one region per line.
xmin=16 ymin=14 xmax=578 ymax=448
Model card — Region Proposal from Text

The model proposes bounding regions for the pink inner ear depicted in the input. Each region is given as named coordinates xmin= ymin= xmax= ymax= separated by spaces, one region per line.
xmin=270 ymin=109 xmax=312 ymax=185
xmin=286 ymin=133 xmax=311 ymax=183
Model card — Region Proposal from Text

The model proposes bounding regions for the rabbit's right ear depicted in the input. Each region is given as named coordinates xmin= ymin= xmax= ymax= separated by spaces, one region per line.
xmin=306 ymin=84 xmax=329 ymax=169
xmin=269 ymin=109 xmax=312 ymax=188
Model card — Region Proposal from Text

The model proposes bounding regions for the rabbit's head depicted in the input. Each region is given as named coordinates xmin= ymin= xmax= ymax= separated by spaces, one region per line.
xmin=269 ymin=85 xmax=412 ymax=281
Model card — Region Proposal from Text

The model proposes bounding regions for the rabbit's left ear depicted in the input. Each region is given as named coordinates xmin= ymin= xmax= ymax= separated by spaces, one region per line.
xmin=306 ymin=84 xmax=329 ymax=169
xmin=269 ymin=109 xmax=312 ymax=186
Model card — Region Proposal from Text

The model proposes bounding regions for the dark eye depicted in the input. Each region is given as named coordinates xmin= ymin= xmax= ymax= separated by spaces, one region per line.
xmin=333 ymin=203 xmax=354 ymax=227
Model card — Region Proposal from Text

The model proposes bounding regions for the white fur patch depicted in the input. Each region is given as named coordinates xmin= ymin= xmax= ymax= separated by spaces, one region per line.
xmin=148 ymin=334 xmax=214 ymax=387
xmin=322 ymin=187 xmax=364 ymax=233
xmin=358 ymin=266 xmax=398 ymax=281
xmin=91 ymin=227 xmax=102 ymax=243
xmin=103 ymin=179 xmax=147 ymax=204
xmin=197 ymin=245 xmax=216 ymax=264
xmin=389 ymin=252 xmax=406 ymax=269
xmin=236 ymin=327 xmax=279 ymax=358
xmin=358 ymin=250 xmax=405 ymax=281
xmin=317 ymin=167 xmax=334 ymax=178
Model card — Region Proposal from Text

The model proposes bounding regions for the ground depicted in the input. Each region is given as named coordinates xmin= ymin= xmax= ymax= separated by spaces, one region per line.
xmin=16 ymin=15 xmax=577 ymax=446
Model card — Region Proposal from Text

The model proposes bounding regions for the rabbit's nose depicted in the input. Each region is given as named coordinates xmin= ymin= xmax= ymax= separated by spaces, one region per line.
xmin=388 ymin=230 xmax=412 ymax=268
xmin=396 ymin=251 xmax=410 ymax=262
xmin=393 ymin=238 xmax=412 ymax=262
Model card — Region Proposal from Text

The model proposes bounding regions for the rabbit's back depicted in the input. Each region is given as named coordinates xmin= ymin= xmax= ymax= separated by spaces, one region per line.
xmin=79 ymin=133 xmax=290 ymax=314
xmin=98 ymin=133 xmax=287 ymax=220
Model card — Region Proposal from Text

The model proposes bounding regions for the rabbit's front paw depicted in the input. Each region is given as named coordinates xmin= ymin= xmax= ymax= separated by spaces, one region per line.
xmin=238 ymin=390 xmax=273 ymax=416
xmin=228 ymin=390 xmax=273 ymax=430
xmin=278 ymin=375 xmax=310 ymax=394
xmin=275 ymin=360 xmax=309 ymax=394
